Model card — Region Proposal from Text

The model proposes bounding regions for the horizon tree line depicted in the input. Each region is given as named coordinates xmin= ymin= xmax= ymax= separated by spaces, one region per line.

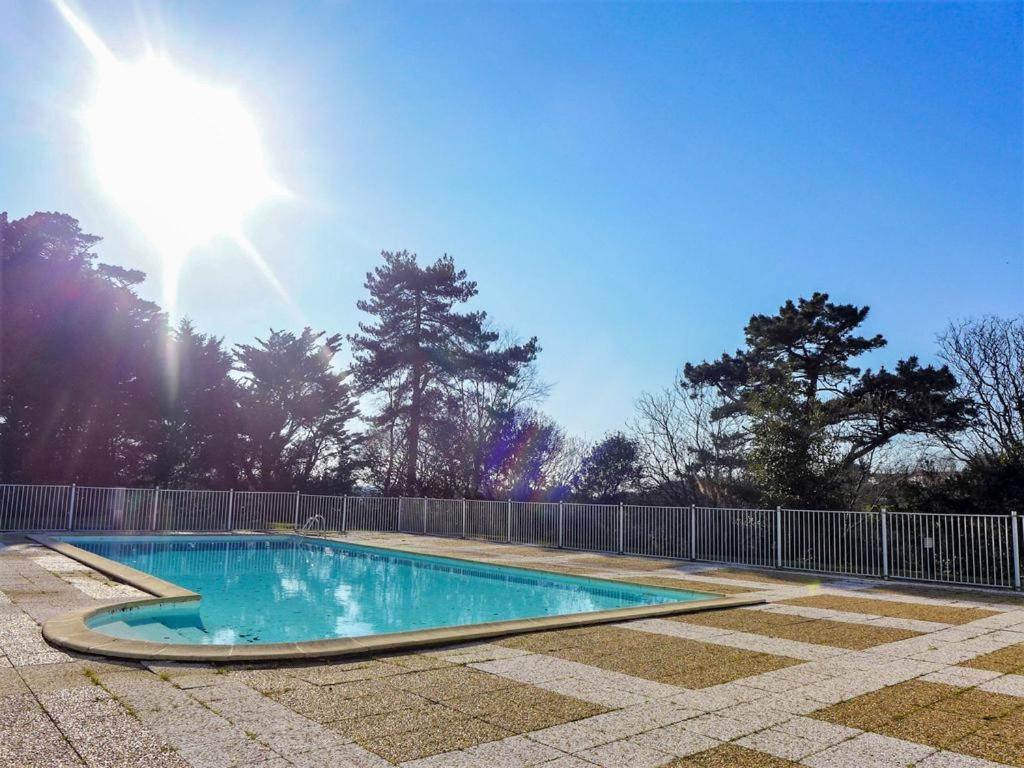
xmin=1 ymin=210 xmax=1020 ymax=513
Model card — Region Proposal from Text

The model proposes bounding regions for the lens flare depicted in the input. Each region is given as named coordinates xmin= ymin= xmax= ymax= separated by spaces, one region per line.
xmin=54 ymin=0 xmax=291 ymax=315
xmin=84 ymin=57 xmax=282 ymax=254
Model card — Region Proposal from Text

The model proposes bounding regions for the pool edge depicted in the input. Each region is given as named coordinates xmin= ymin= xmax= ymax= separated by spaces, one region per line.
xmin=31 ymin=533 xmax=766 ymax=662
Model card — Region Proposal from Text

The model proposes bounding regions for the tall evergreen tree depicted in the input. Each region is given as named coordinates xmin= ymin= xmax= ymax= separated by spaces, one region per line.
xmin=573 ymin=433 xmax=643 ymax=502
xmin=235 ymin=329 xmax=359 ymax=491
xmin=684 ymin=292 xmax=972 ymax=507
xmin=145 ymin=320 xmax=240 ymax=488
xmin=349 ymin=251 xmax=537 ymax=493
xmin=0 ymin=211 xmax=165 ymax=484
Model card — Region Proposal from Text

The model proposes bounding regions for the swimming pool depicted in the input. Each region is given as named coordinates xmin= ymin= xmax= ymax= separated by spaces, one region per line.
xmin=58 ymin=534 xmax=715 ymax=646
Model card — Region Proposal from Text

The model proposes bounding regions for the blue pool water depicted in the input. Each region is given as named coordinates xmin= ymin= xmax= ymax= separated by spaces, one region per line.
xmin=60 ymin=535 xmax=711 ymax=645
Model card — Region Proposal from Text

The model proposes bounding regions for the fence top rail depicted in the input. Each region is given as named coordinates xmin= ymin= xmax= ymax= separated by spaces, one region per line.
xmin=695 ymin=506 xmax=774 ymax=514
xmin=160 ymin=488 xmax=230 ymax=495
xmin=235 ymin=490 xmax=297 ymax=496
xmin=0 ymin=483 xmax=72 ymax=489
xmin=783 ymin=508 xmax=874 ymax=515
xmin=75 ymin=486 xmax=152 ymax=492
xmin=623 ymin=503 xmax=691 ymax=512
xmin=888 ymin=510 xmax=1015 ymax=520
xmin=0 ymin=485 xmax=1016 ymax=520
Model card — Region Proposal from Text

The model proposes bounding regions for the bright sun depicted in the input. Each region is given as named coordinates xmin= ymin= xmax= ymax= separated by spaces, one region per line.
xmin=85 ymin=56 xmax=280 ymax=253
xmin=55 ymin=0 xmax=288 ymax=313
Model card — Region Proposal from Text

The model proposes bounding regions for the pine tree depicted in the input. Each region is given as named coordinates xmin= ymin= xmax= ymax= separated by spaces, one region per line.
xmin=684 ymin=292 xmax=972 ymax=507
xmin=349 ymin=251 xmax=537 ymax=493
xmin=235 ymin=329 xmax=359 ymax=490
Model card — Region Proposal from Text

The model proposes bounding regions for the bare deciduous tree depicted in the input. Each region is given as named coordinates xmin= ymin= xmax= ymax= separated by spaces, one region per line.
xmin=939 ymin=316 xmax=1024 ymax=461
xmin=629 ymin=380 xmax=745 ymax=505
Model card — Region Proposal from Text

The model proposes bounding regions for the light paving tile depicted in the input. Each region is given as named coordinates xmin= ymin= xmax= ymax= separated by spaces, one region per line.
xmin=920 ymin=666 xmax=1003 ymax=688
xmin=537 ymin=757 xmax=598 ymax=768
xmin=668 ymin=684 xmax=763 ymax=713
xmin=587 ymin=671 xmax=682 ymax=701
xmin=714 ymin=699 xmax=798 ymax=730
xmin=0 ymin=692 xmax=85 ymax=767
xmin=64 ymin=574 xmax=143 ymax=600
xmin=527 ymin=722 xmax=617 ymax=753
xmin=539 ymin=676 xmax=650 ymax=708
xmin=735 ymin=671 xmax=810 ymax=694
xmin=630 ymin=723 xmax=720 ymax=757
xmin=31 ymin=554 xmax=92 ymax=574
xmin=680 ymin=713 xmax=763 ymax=741
xmin=735 ymin=728 xmax=820 ymax=761
xmin=575 ymin=736 xmax=674 ymax=768
xmin=773 ymin=716 xmax=860 ymax=747
xmin=583 ymin=702 xmax=700 ymax=740
xmin=803 ymin=732 xmax=936 ymax=768
xmin=472 ymin=656 xmax=575 ymax=685
xmin=433 ymin=644 xmax=533 ymax=664
xmin=978 ymin=673 xmax=1024 ymax=697
xmin=461 ymin=735 xmax=566 ymax=766
xmin=290 ymin=744 xmax=392 ymax=767
xmin=915 ymin=750 xmax=1013 ymax=768
xmin=398 ymin=750 xmax=484 ymax=768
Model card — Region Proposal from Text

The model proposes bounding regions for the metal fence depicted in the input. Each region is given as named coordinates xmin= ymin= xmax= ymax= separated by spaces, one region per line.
xmin=0 ymin=483 xmax=1019 ymax=590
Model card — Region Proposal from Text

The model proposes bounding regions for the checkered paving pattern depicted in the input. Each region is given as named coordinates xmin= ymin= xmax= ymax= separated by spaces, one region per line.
xmin=2 ymin=532 xmax=1024 ymax=767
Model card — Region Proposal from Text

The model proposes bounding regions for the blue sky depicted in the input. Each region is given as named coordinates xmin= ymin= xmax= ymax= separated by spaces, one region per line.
xmin=2 ymin=1 xmax=1021 ymax=438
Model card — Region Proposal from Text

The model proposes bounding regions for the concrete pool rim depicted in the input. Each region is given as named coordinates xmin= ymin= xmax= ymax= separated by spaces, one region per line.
xmin=32 ymin=532 xmax=765 ymax=662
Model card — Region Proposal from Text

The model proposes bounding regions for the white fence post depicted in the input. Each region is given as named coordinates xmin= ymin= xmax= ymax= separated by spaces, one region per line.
xmin=558 ymin=500 xmax=564 ymax=548
xmin=689 ymin=504 xmax=696 ymax=560
xmin=881 ymin=509 xmax=890 ymax=579
xmin=618 ymin=502 xmax=625 ymax=554
xmin=1012 ymin=510 xmax=1021 ymax=591
xmin=66 ymin=483 xmax=77 ymax=530
xmin=226 ymin=488 xmax=234 ymax=531
xmin=507 ymin=499 xmax=512 ymax=543
xmin=293 ymin=491 xmax=301 ymax=530
xmin=461 ymin=498 xmax=467 ymax=539
xmin=397 ymin=496 xmax=403 ymax=532
xmin=341 ymin=495 xmax=348 ymax=531
xmin=422 ymin=497 xmax=427 ymax=534
xmin=775 ymin=505 xmax=782 ymax=568
xmin=151 ymin=487 xmax=160 ymax=531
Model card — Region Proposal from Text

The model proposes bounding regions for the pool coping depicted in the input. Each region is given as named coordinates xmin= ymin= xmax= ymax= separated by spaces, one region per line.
xmin=31 ymin=532 xmax=765 ymax=662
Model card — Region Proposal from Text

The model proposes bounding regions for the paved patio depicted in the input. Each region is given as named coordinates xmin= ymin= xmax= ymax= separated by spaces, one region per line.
xmin=2 ymin=533 xmax=1023 ymax=767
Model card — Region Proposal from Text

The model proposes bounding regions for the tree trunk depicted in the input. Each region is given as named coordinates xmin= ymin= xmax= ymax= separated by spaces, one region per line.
xmin=406 ymin=375 xmax=421 ymax=493
xmin=406 ymin=290 xmax=424 ymax=493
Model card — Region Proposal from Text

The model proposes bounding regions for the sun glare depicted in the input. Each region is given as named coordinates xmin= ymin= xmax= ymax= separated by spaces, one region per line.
xmin=85 ymin=57 xmax=280 ymax=253
xmin=54 ymin=0 xmax=289 ymax=315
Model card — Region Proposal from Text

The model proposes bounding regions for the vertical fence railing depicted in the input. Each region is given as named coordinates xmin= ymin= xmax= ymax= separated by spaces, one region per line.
xmin=507 ymin=501 xmax=557 ymax=547
xmin=622 ymin=504 xmax=690 ymax=559
xmin=464 ymin=499 xmax=506 ymax=541
xmin=887 ymin=511 xmax=1016 ymax=589
xmin=0 ymin=484 xmax=71 ymax=531
xmin=71 ymin=487 xmax=155 ymax=530
xmin=231 ymin=491 xmax=296 ymax=531
xmin=424 ymin=498 xmax=462 ymax=537
xmin=155 ymin=490 xmax=231 ymax=531
xmin=1 ymin=483 xmax=1021 ymax=590
xmin=562 ymin=503 xmax=619 ymax=552
xmin=345 ymin=496 xmax=399 ymax=532
xmin=692 ymin=506 xmax=775 ymax=567
xmin=780 ymin=509 xmax=882 ymax=577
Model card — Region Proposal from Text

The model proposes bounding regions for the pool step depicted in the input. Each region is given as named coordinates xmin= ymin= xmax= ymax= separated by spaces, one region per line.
xmin=95 ymin=619 xmax=210 ymax=643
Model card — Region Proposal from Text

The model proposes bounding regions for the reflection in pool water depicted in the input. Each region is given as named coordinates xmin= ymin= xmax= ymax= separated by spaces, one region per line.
xmin=61 ymin=535 xmax=710 ymax=645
